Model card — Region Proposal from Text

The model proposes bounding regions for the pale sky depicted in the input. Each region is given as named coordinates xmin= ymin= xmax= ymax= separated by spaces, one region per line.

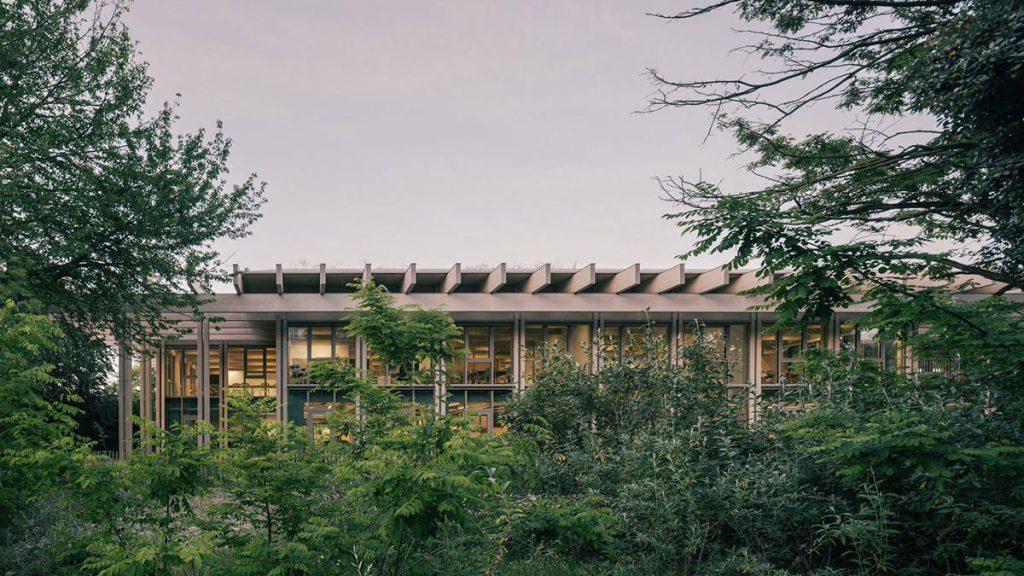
xmin=125 ymin=1 xmax=826 ymax=275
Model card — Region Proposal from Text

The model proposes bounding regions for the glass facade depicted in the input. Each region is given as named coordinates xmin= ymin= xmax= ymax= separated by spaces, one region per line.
xmin=288 ymin=325 xmax=357 ymax=383
xmin=446 ymin=325 xmax=513 ymax=385
xmin=680 ymin=323 xmax=750 ymax=384
xmin=858 ymin=328 xmax=903 ymax=370
xmin=150 ymin=316 xmax=927 ymax=441
xmin=523 ymin=323 xmax=592 ymax=382
xmin=225 ymin=346 xmax=277 ymax=398
xmin=600 ymin=323 xmax=670 ymax=365
xmin=163 ymin=347 xmax=198 ymax=427
xmin=162 ymin=345 xmax=275 ymax=433
xmin=761 ymin=324 xmax=824 ymax=385
xmin=447 ymin=389 xmax=510 ymax=435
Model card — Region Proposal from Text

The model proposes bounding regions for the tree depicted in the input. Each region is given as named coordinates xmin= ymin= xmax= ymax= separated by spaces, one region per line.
xmin=212 ymin=396 xmax=326 ymax=575
xmin=0 ymin=300 xmax=84 ymax=531
xmin=0 ymin=0 xmax=265 ymax=345
xmin=80 ymin=422 xmax=216 ymax=575
xmin=650 ymin=0 xmax=1024 ymax=327
xmin=345 ymin=279 xmax=463 ymax=387
xmin=0 ymin=0 xmax=265 ymax=444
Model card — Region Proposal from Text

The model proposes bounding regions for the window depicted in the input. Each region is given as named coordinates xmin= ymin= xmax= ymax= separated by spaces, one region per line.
xmin=680 ymin=323 xmax=750 ymax=385
xmin=839 ymin=322 xmax=857 ymax=351
xmin=858 ymin=328 xmax=902 ymax=370
xmin=163 ymin=347 xmax=202 ymax=398
xmin=445 ymin=325 xmax=513 ymax=385
xmin=523 ymin=324 xmax=592 ymax=382
xmin=761 ymin=323 xmax=826 ymax=385
xmin=288 ymin=325 xmax=357 ymax=383
xmin=760 ymin=330 xmax=778 ymax=385
xmin=293 ymin=389 xmax=355 ymax=440
xmin=779 ymin=326 xmax=803 ymax=382
xmin=163 ymin=346 xmax=232 ymax=429
xmin=600 ymin=323 xmax=669 ymax=365
xmin=446 ymin=389 xmax=510 ymax=435
xmin=226 ymin=346 xmax=278 ymax=398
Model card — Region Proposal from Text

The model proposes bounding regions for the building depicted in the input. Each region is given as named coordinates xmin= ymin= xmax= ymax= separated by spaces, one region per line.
xmin=114 ymin=262 xmax=1015 ymax=457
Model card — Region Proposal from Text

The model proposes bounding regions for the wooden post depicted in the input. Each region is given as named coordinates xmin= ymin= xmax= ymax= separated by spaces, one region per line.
xmin=197 ymin=317 xmax=210 ymax=446
xmin=117 ymin=346 xmax=133 ymax=459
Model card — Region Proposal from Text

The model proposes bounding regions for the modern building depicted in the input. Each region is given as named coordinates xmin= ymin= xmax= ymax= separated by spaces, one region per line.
xmin=114 ymin=262 xmax=1015 ymax=457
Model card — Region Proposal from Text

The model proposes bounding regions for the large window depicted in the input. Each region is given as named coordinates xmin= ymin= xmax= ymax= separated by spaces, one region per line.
xmin=447 ymin=389 xmax=510 ymax=434
xmin=679 ymin=323 xmax=749 ymax=385
xmin=284 ymin=388 xmax=354 ymax=438
xmin=761 ymin=323 xmax=824 ymax=385
xmin=445 ymin=325 xmax=513 ymax=385
xmin=288 ymin=325 xmax=356 ymax=383
xmin=523 ymin=323 xmax=592 ymax=382
xmin=226 ymin=346 xmax=277 ymax=398
xmin=858 ymin=328 xmax=902 ymax=371
xmin=368 ymin=353 xmax=436 ymax=386
xmin=163 ymin=346 xmax=224 ymax=428
xmin=600 ymin=323 xmax=669 ymax=365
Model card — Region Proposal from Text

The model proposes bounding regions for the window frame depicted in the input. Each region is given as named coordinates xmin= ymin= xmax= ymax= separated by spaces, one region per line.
xmin=288 ymin=323 xmax=356 ymax=385
xmin=446 ymin=324 xmax=514 ymax=386
xmin=598 ymin=322 xmax=671 ymax=365
xmin=679 ymin=322 xmax=750 ymax=386
xmin=760 ymin=323 xmax=827 ymax=387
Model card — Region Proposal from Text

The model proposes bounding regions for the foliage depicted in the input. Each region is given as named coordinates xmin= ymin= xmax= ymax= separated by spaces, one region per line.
xmin=3 ymin=307 xmax=1024 ymax=575
xmin=0 ymin=0 xmax=266 ymax=346
xmin=652 ymin=0 xmax=1024 ymax=329
xmin=345 ymin=279 xmax=463 ymax=385
xmin=75 ymin=422 xmax=215 ymax=575
xmin=0 ymin=0 xmax=266 ymax=451
xmin=210 ymin=396 xmax=327 ymax=575
xmin=0 ymin=300 xmax=85 ymax=531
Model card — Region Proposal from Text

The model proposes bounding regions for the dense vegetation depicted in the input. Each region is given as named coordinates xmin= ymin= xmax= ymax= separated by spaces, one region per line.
xmin=3 ymin=287 xmax=1023 ymax=575
xmin=2 ymin=0 xmax=1023 ymax=574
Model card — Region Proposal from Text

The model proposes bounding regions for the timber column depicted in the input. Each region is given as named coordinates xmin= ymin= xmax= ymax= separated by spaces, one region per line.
xmin=197 ymin=317 xmax=211 ymax=445
xmin=139 ymin=349 xmax=152 ymax=449
xmin=116 ymin=345 xmax=133 ymax=459
xmin=155 ymin=341 xmax=165 ymax=431
xmin=748 ymin=313 xmax=762 ymax=424
xmin=275 ymin=318 xmax=288 ymax=425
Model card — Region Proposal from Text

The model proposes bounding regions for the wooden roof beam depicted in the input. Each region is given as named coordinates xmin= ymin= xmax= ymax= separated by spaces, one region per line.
xmin=481 ymin=263 xmax=507 ymax=294
xmin=522 ymin=263 xmax=551 ymax=294
xmin=642 ymin=263 xmax=685 ymax=293
xmin=232 ymin=264 xmax=244 ymax=295
xmin=682 ymin=265 xmax=729 ymax=294
xmin=600 ymin=263 xmax=640 ymax=294
xmin=401 ymin=263 xmax=417 ymax=294
xmin=442 ymin=263 xmax=462 ymax=294
xmin=719 ymin=268 xmax=772 ymax=294
xmin=562 ymin=263 xmax=596 ymax=294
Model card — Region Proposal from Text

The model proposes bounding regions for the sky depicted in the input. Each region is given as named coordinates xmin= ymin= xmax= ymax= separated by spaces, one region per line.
xmin=124 ymin=1 xmax=824 ymax=274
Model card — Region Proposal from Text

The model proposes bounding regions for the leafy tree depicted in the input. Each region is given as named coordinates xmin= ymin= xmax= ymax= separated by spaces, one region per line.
xmin=211 ymin=396 xmax=327 ymax=576
xmin=346 ymin=279 xmax=463 ymax=386
xmin=80 ymin=421 xmax=215 ymax=575
xmin=0 ymin=0 xmax=266 ymax=444
xmin=304 ymin=281 xmax=516 ymax=576
xmin=0 ymin=300 xmax=84 ymax=531
xmin=650 ymin=0 xmax=1024 ymax=326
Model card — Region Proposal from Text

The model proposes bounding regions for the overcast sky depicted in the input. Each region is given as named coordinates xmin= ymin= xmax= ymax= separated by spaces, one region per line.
xmin=126 ymin=1 xmax=812 ymax=274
